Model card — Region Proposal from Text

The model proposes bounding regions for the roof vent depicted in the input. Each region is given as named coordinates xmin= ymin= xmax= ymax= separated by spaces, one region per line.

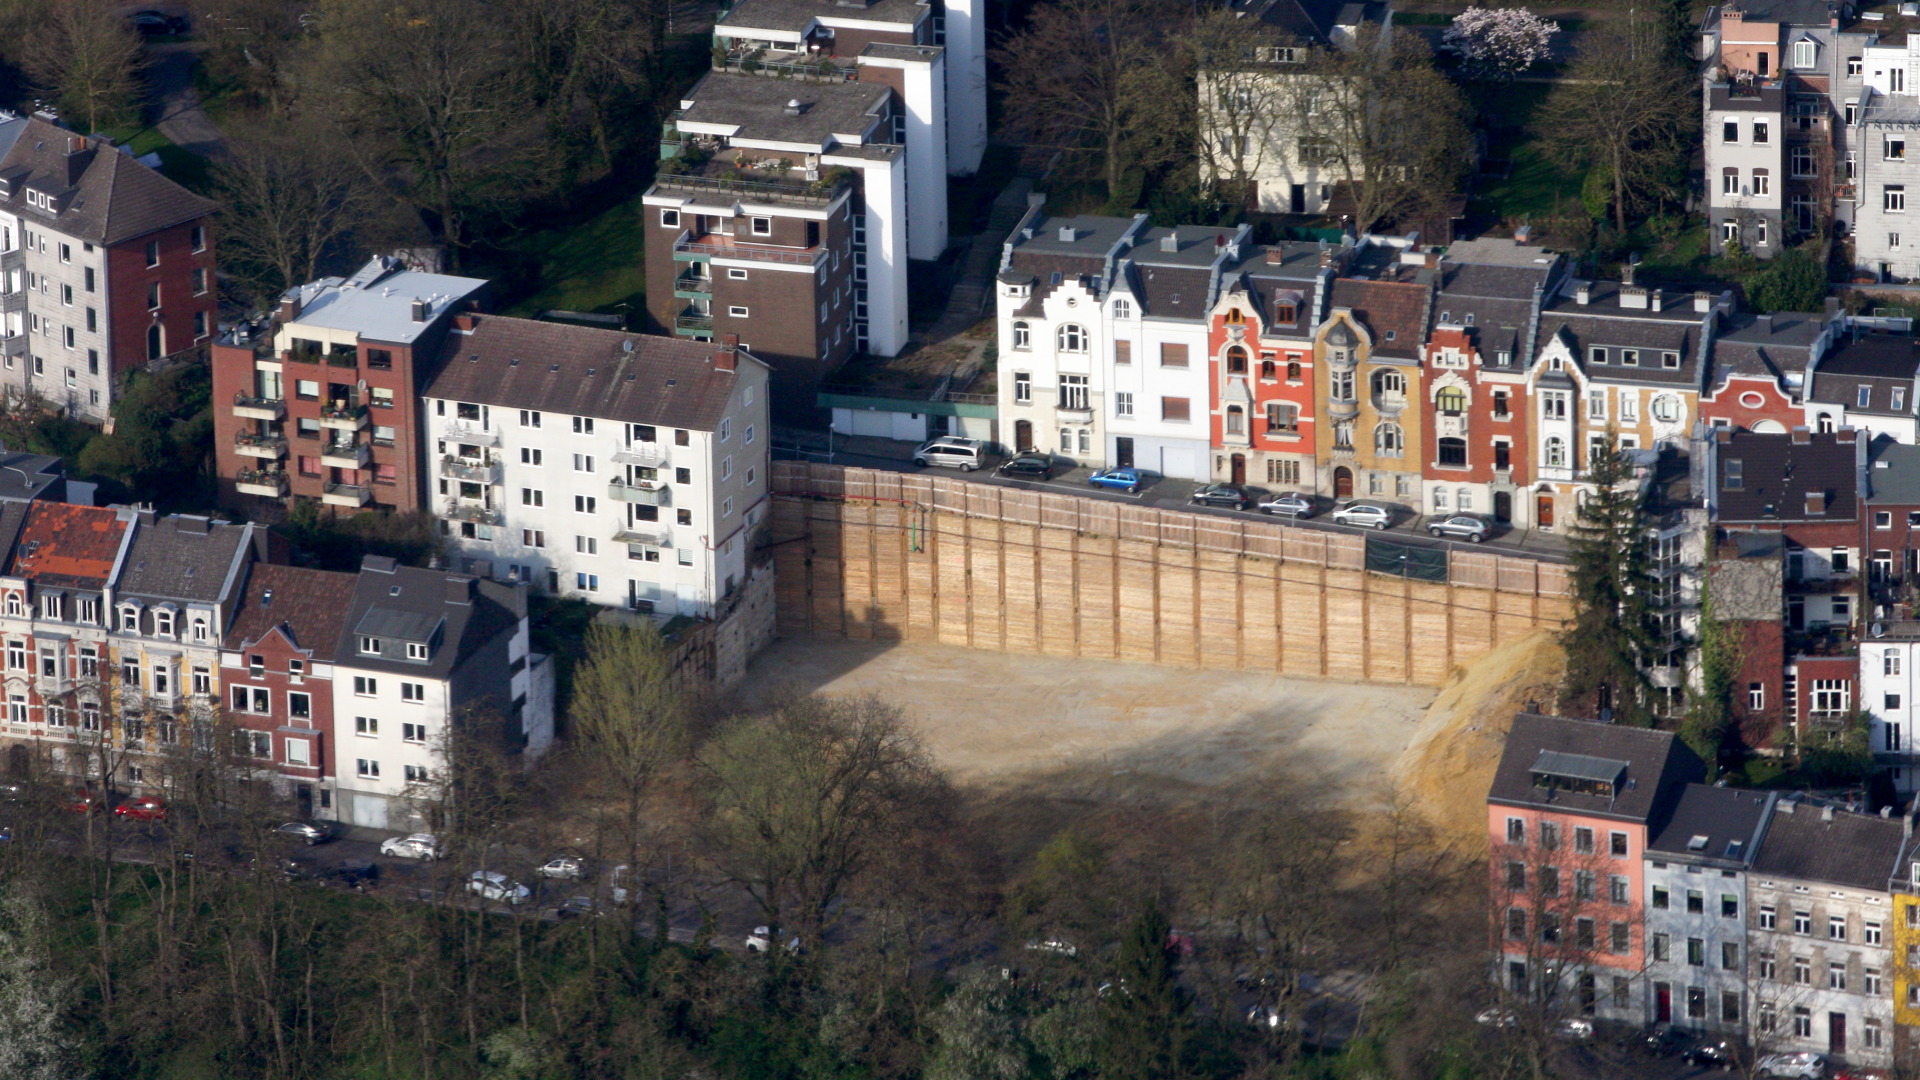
xmin=1160 ymin=233 xmax=1179 ymax=253
xmin=1057 ymin=225 xmax=1077 ymax=242
xmin=1576 ymin=282 xmax=1591 ymax=305
xmin=1822 ymin=805 xmax=1835 ymax=822
xmin=784 ymin=98 xmax=808 ymax=116
xmin=410 ymin=299 xmax=428 ymax=322
xmin=1695 ymin=290 xmax=1715 ymax=313
xmin=550 ymin=364 xmax=560 ymax=372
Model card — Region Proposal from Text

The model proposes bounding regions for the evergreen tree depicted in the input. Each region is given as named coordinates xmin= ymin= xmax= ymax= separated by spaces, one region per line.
xmin=1098 ymin=901 xmax=1193 ymax=1080
xmin=1558 ymin=430 xmax=1658 ymax=725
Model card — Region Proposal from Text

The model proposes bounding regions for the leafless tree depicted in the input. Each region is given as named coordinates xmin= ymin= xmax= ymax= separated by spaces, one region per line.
xmin=1186 ymin=10 xmax=1298 ymax=210
xmin=212 ymin=120 xmax=376 ymax=308
xmin=20 ymin=0 xmax=144 ymax=133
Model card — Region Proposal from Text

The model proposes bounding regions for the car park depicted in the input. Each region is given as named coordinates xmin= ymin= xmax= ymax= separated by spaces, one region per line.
xmin=114 ymin=796 xmax=168 ymax=821
xmin=467 ymin=870 xmax=531 ymax=906
xmin=1330 ymin=502 xmax=1393 ymax=529
xmin=911 ymin=436 xmax=984 ymax=472
xmin=380 ymin=833 xmax=443 ymax=860
xmin=1190 ymin=483 xmax=1251 ymax=510
xmin=1424 ymin=513 xmax=1493 ymax=543
xmin=536 ymin=855 xmax=585 ymax=880
xmin=1087 ymin=466 xmax=1145 ymax=493
xmin=1257 ymin=491 xmax=1315 ymax=518
xmin=274 ymin=821 xmax=334 ymax=845
xmin=996 ymin=453 xmax=1054 ymax=480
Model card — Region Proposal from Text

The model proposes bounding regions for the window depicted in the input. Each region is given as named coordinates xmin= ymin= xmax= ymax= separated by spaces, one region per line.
xmin=1759 ymin=1003 xmax=1777 ymax=1034
xmin=1829 ymin=914 xmax=1847 ymax=940
xmin=145 ymin=240 xmax=160 ymax=268
xmin=353 ymin=676 xmax=377 ymax=697
xmin=1057 ymin=324 xmax=1087 ymax=352
xmin=1225 ymin=346 xmax=1247 ymax=374
xmin=1112 ymin=298 xmax=1132 ymax=320
xmin=355 ymin=715 xmax=379 ymax=737
xmin=1866 ymin=1019 xmax=1884 ymax=1051
xmin=288 ymin=692 xmax=310 ymax=720
xmin=1611 ymin=832 xmax=1627 ymax=857
xmin=1266 ymin=402 xmax=1298 ymax=432
xmin=1610 ymin=922 xmax=1629 ymax=954
xmin=1373 ymin=422 xmax=1403 ymax=456
xmin=1161 ymin=397 xmax=1190 ymax=423
xmin=1653 ymin=886 xmax=1672 ymax=909
xmin=1506 ymin=907 xmax=1527 ymax=940
xmin=1723 ymin=942 xmax=1739 ymax=970
xmin=1721 ymin=893 xmax=1739 ymax=919
xmin=1794 ymin=909 xmax=1812 ymax=935
xmin=573 ymin=453 xmax=595 ymax=473
xmin=1539 ymin=866 xmax=1559 ymax=897
xmin=1435 ymin=386 xmax=1466 ymax=414
xmin=1892 ymin=135 xmax=1909 ymax=162
xmin=522 ymin=488 xmax=544 ymax=507
xmin=1651 ymin=933 xmax=1668 ymax=961
xmin=1539 ymin=821 xmax=1558 ymax=850
xmin=1160 ymin=343 xmax=1189 ymax=368
xmin=660 ymin=209 xmax=680 ymax=227
xmin=1851 ymin=56 xmax=1864 ymax=77
xmin=1687 ymin=889 xmax=1704 ymax=914
xmin=1610 ymin=875 xmax=1628 ymax=904
xmin=749 ymin=216 xmax=771 ymax=236
xmin=1544 ymin=437 xmax=1567 ymax=468
xmin=1794 ymin=38 xmax=1816 ymax=68
xmin=1752 ymin=169 xmax=1770 ymax=196
xmin=1505 ymin=861 xmax=1526 ymax=890
xmin=405 ymin=642 xmax=428 ymax=661
xmin=356 ymin=759 xmax=380 ymax=779
xmin=1687 ymin=937 xmax=1704 ymax=966
xmin=1791 ymin=144 xmax=1815 ymax=178
xmin=1758 ymin=952 xmax=1776 ymax=980
xmin=519 ymin=410 xmax=542 ymax=428
xmin=1722 ymin=169 xmax=1740 ymax=197
xmin=522 ymin=530 xmax=545 ymax=548
xmin=1059 ymin=374 xmax=1089 ymax=410
xmin=1867 ymin=920 xmax=1883 ymax=945
xmin=1723 ymin=120 xmax=1739 ymax=143
xmin=1686 ymin=986 xmax=1705 ymax=1019
xmin=1013 ymin=372 xmax=1031 ymax=404
xmin=1793 ymin=955 xmax=1811 ymax=984
xmin=402 ymin=722 xmax=427 ymax=743
xmin=404 ymin=764 xmax=428 ymax=783
xmin=1867 ymin=968 xmax=1883 ymax=995
xmin=1753 ymin=121 xmax=1769 ymax=145
xmin=1506 ymin=817 xmax=1524 ymax=844
xmin=1829 ymin=962 xmax=1847 ymax=991
xmin=574 ymin=495 xmax=597 ymax=514
xmin=401 ymin=682 xmax=424 ymax=703
xmin=1575 ymin=869 xmax=1595 ymax=900
xmin=358 ymin=635 xmax=380 ymax=655
xmin=577 ymin=573 xmax=600 ymax=592
xmin=1760 ymin=904 xmax=1776 ymax=930
xmin=1012 ymin=322 xmax=1030 ymax=350
xmin=1890 ymin=185 xmax=1908 ymax=213
xmin=728 ymin=306 xmax=749 ymax=318
xmin=1115 ymin=392 xmax=1133 ymax=418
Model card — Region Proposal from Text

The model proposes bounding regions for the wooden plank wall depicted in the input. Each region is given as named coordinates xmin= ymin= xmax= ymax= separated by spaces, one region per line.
xmin=768 ymin=464 xmax=1572 ymax=687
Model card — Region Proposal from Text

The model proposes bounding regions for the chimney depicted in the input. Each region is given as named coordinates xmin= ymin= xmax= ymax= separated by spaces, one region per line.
xmin=1058 ymin=225 xmax=1078 ymax=243
xmin=63 ymin=136 xmax=93 ymax=186
xmin=1160 ymin=233 xmax=1179 ymax=253
xmin=410 ymin=299 xmax=429 ymax=323
xmin=1822 ymin=804 xmax=1835 ymax=822
xmin=1514 ymin=224 xmax=1532 ymax=243
xmin=1791 ymin=425 xmax=1812 ymax=444
xmin=1694 ymin=290 xmax=1714 ymax=313
xmin=445 ymin=574 xmax=475 ymax=606
xmin=1756 ymin=313 xmax=1773 ymax=333
xmin=1576 ymin=282 xmax=1592 ymax=305
xmin=1622 ymin=261 xmax=1637 ymax=287
xmin=1651 ymin=289 xmax=1664 ymax=312
xmin=1619 ymin=285 xmax=1649 ymax=310
xmin=278 ymin=293 xmax=302 ymax=324
xmin=1779 ymin=800 xmax=1795 ymax=814
xmin=1424 ymin=250 xmax=1441 ymax=270
xmin=713 ymin=346 xmax=737 ymax=372
xmin=1836 ymin=427 xmax=1858 ymax=444
xmin=1805 ymin=490 xmax=1828 ymax=515
xmin=1265 ymin=246 xmax=1285 ymax=264
xmin=453 ymin=313 xmax=479 ymax=332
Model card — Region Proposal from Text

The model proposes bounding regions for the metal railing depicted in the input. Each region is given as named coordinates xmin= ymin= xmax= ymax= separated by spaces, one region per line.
xmin=713 ymin=54 xmax=858 ymax=81
xmin=232 ymin=392 xmax=285 ymax=412
xmin=443 ymin=500 xmax=502 ymax=525
xmin=234 ymin=432 xmax=287 ymax=452
xmin=653 ymin=170 xmax=848 ymax=207
xmin=675 ymin=315 xmax=714 ymax=332
xmin=675 ymin=235 xmax=827 ymax=265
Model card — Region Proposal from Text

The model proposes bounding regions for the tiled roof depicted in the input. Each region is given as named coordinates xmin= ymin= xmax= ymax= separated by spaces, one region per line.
xmin=1868 ymin=436 xmax=1920 ymax=505
xmin=1751 ymin=799 xmax=1907 ymax=892
xmin=7 ymin=503 xmax=126 ymax=587
xmin=336 ymin=556 xmax=524 ymax=680
xmin=422 ymin=316 xmax=763 ymax=432
xmin=1808 ymin=333 xmax=1920 ymax=414
xmin=1487 ymin=713 xmax=1704 ymax=825
xmin=1329 ymin=278 xmax=1429 ymax=360
xmin=0 ymin=117 xmax=216 ymax=246
xmin=1646 ymin=783 xmax=1773 ymax=862
xmin=1713 ymin=429 xmax=1861 ymax=522
xmin=116 ymin=515 xmax=253 ymax=604
xmin=227 ymin=563 xmax=358 ymax=661
xmin=1707 ymin=311 xmax=1824 ymax=390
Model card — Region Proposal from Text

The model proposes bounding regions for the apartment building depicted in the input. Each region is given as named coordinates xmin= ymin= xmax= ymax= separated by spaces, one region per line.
xmin=711 ymin=0 xmax=987 ymax=176
xmin=211 ymin=255 xmax=489 ymax=513
xmin=1707 ymin=75 xmax=1788 ymax=256
xmin=1850 ymin=23 xmax=1920 ymax=280
xmin=1641 ymin=785 xmax=1775 ymax=1035
xmin=0 ymin=115 xmax=218 ymax=422
xmin=1746 ymin=798 xmax=1903 ymax=1069
xmin=647 ymin=60 xmax=936 ymax=415
xmin=1312 ymin=274 xmax=1433 ymax=502
xmin=221 ymin=563 xmax=354 ymax=820
xmin=1700 ymin=310 xmax=1835 ymax=432
xmin=1487 ymin=713 xmax=1706 ymax=1026
xmin=1805 ymin=330 xmax=1920 ymax=442
xmin=1206 ymin=241 xmax=1334 ymax=491
xmin=330 ymin=557 xmax=550 ymax=831
xmin=421 ymin=316 xmax=771 ymax=617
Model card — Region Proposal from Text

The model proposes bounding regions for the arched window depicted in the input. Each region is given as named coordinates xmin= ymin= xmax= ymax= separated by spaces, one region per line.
xmin=2 ymin=595 xmax=18 ymax=617
xmin=119 ymin=603 xmax=141 ymax=633
xmin=1259 ymin=359 xmax=1276 ymax=380
xmin=1112 ymin=298 xmax=1132 ymax=320
xmin=1225 ymin=405 xmax=1245 ymax=435
xmin=1371 ymin=369 xmax=1405 ymax=396
xmin=1012 ymin=322 xmax=1031 ymax=350
xmin=1057 ymin=324 xmax=1087 ymax=352
xmin=154 ymin=609 xmax=175 ymax=638
xmin=1225 ymin=308 xmax=1246 ymax=324
xmin=191 ymin=616 xmax=209 ymax=643
xmin=1286 ymin=360 xmax=1301 ymax=381
xmin=1226 ymin=346 xmax=1248 ymax=375
xmin=1374 ymin=422 xmax=1403 ymax=456
xmin=1545 ymin=436 xmax=1567 ymax=468
xmin=1433 ymin=488 xmax=1449 ymax=511
xmin=1436 ymin=386 xmax=1467 ymax=414
xmin=1438 ymin=437 xmax=1467 ymax=467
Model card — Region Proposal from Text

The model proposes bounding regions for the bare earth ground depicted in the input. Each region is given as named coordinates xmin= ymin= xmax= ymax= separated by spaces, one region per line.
xmin=735 ymin=637 xmax=1436 ymax=808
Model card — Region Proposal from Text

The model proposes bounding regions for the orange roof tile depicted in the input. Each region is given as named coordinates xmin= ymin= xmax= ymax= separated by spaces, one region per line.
xmin=9 ymin=504 xmax=126 ymax=586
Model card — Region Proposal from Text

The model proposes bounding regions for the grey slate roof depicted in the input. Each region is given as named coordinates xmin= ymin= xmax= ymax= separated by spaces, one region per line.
xmin=1708 ymin=311 xmax=1824 ymax=389
xmin=0 ymin=117 xmax=216 ymax=246
xmin=285 ymin=257 xmax=488 ymax=346
xmin=1867 ymin=436 xmax=1920 ymax=505
xmin=1227 ymin=0 xmax=1386 ymax=44
xmin=422 ymin=315 xmax=761 ymax=433
xmin=1434 ymin=262 xmax=1552 ymax=368
xmin=337 ymin=556 xmax=524 ymax=681
xmin=1713 ymin=429 xmax=1861 ymax=522
xmin=1647 ymin=783 xmax=1773 ymax=864
xmin=1751 ymin=799 xmax=1908 ymax=892
xmin=116 ymin=514 xmax=253 ymax=605
xmin=678 ymin=71 xmax=890 ymax=148
xmin=1808 ymin=332 xmax=1920 ymax=415
xmin=1487 ymin=713 xmax=1705 ymax=825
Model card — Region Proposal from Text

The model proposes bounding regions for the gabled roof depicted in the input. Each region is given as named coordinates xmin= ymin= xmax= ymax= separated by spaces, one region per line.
xmin=336 ymin=556 xmax=523 ymax=681
xmin=6 ymin=503 xmax=126 ymax=588
xmin=1487 ymin=713 xmax=1705 ymax=825
xmin=226 ymin=563 xmax=357 ymax=661
xmin=1329 ymin=277 xmax=1429 ymax=359
xmin=1752 ymin=799 xmax=1907 ymax=892
xmin=116 ymin=515 xmax=252 ymax=605
xmin=1713 ymin=428 xmax=1861 ymax=523
xmin=1808 ymin=332 xmax=1920 ymax=414
xmin=1647 ymin=783 xmax=1773 ymax=863
xmin=0 ymin=117 xmax=216 ymax=246
xmin=422 ymin=316 xmax=762 ymax=433
xmin=1228 ymin=0 xmax=1386 ymax=44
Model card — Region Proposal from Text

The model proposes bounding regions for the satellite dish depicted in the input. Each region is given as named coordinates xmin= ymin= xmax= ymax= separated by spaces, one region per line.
xmin=1873 ymin=622 xmax=1888 ymax=638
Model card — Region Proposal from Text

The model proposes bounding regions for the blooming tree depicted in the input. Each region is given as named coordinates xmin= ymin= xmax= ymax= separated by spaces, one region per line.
xmin=1443 ymin=7 xmax=1559 ymax=80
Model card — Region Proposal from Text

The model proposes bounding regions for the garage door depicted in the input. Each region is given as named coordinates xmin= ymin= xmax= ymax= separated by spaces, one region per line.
xmin=1160 ymin=447 xmax=1200 ymax=481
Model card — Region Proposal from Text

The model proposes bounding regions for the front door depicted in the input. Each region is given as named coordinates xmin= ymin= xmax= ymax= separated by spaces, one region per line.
xmin=1334 ymin=466 xmax=1353 ymax=498
xmin=296 ymin=783 xmax=313 ymax=819
xmin=1536 ymin=494 xmax=1555 ymax=530
xmin=1290 ymin=184 xmax=1306 ymax=213
xmin=1115 ymin=437 xmax=1134 ymax=468
xmin=1013 ymin=419 xmax=1033 ymax=453
xmin=1231 ymin=453 xmax=1246 ymax=485
xmin=1493 ymin=491 xmax=1512 ymax=524
xmin=1830 ymin=1012 xmax=1846 ymax=1055
xmin=1654 ymin=983 xmax=1671 ymax=1023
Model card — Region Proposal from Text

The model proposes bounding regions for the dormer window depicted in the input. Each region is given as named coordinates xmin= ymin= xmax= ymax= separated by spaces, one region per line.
xmin=3 ymin=595 xmax=18 ymax=617
xmin=153 ymin=610 xmax=175 ymax=638
xmin=1276 ymin=302 xmax=1297 ymax=323
xmin=406 ymin=642 xmax=429 ymax=661
xmin=39 ymin=594 xmax=58 ymax=621
xmin=191 ymin=616 xmax=209 ymax=643
xmin=359 ymin=635 xmax=380 ymax=655
xmin=118 ymin=603 xmax=140 ymax=633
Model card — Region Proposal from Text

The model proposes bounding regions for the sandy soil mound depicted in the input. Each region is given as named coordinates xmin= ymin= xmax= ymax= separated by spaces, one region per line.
xmin=1390 ymin=630 xmax=1567 ymax=850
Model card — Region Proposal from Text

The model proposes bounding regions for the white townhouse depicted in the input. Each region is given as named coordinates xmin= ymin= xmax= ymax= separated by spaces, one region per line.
xmin=1641 ymin=785 xmax=1775 ymax=1038
xmin=423 ymin=315 xmax=771 ymax=618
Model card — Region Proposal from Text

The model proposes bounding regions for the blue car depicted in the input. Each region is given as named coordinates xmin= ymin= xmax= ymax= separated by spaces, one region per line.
xmin=1087 ymin=467 xmax=1145 ymax=493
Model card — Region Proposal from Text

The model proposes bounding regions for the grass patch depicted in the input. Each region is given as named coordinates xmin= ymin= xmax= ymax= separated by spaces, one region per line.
xmin=97 ymin=123 xmax=173 ymax=157
xmin=1472 ymin=143 xmax=1583 ymax=222
xmin=502 ymin=190 xmax=648 ymax=318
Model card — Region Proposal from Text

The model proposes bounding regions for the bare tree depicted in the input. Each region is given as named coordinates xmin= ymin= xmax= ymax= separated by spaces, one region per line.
xmin=22 ymin=0 xmax=144 ymax=133
xmin=211 ymin=120 xmax=375 ymax=308
xmin=1186 ymin=10 xmax=1297 ymax=209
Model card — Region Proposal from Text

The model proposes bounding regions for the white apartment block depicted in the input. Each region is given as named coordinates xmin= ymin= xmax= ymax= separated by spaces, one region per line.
xmin=423 ymin=316 xmax=771 ymax=618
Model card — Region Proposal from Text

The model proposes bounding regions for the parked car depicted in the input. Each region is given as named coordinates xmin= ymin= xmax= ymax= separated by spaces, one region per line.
xmin=128 ymin=10 xmax=189 ymax=35
xmin=274 ymin=821 xmax=334 ymax=845
xmin=1757 ymin=1052 xmax=1828 ymax=1079
xmin=114 ymin=796 xmax=168 ymax=821
xmin=1473 ymin=1007 xmax=1516 ymax=1028
xmin=745 ymin=925 xmax=801 ymax=954
xmin=325 ymin=860 xmax=381 ymax=891
xmin=1245 ymin=1005 xmax=1279 ymax=1029
xmin=1087 ymin=466 xmax=1145 ymax=493
xmin=1257 ymin=491 xmax=1315 ymax=518
xmin=466 ymin=870 xmax=532 ymax=906
xmin=1330 ymin=502 xmax=1394 ymax=529
xmin=66 ymin=788 xmax=104 ymax=814
xmin=556 ymin=895 xmax=609 ymax=920
xmin=1834 ymin=1067 xmax=1892 ymax=1080
xmin=1553 ymin=1017 xmax=1593 ymax=1041
xmin=1679 ymin=1039 xmax=1733 ymax=1067
xmin=1190 ymin=483 xmax=1252 ymax=510
xmin=996 ymin=453 xmax=1054 ymax=480
xmin=1022 ymin=939 xmax=1078 ymax=957
xmin=380 ymin=833 xmax=443 ymax=860
xmin=1425 ymin=513 xmax=1493 ymax=543
xmin=912 ymin=436 xmax=984 ymax=472
xmin=536 ymin=855 xmax=586 ymax=880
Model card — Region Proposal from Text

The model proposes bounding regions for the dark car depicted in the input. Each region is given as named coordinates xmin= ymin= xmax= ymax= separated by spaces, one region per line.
xmin=326 ymin=860 xmax=381 ymax=891
xmin=274 ymin=820 xmax=335 ymax=845
xmin=128 ymin=10 xmax=189 ymax=35
xmin=1680 ymin=1039 xmax=1735 ymax=1068
xmin=556 ymin=895 xmax=610 ymax=919
xmin=1190 ymin=483 xmax=1251 ymax=510
xmin=997 ymin=453 xmax=1054 ymax=481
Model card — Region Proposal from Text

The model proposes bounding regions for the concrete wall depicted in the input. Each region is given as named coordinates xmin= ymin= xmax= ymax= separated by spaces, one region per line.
xmin=768 ymin=464 xmax=1571 ymax=686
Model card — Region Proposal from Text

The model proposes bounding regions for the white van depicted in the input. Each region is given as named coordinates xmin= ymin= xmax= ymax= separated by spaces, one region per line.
xmin=912 ymin=436 xmax=984 ymax=471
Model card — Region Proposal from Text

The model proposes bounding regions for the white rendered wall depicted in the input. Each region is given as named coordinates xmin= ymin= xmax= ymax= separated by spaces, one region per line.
xmin=841 ymin=153 xmax=910 ymax=357
xmin=943 ymin=0 xmax=988 ymax=175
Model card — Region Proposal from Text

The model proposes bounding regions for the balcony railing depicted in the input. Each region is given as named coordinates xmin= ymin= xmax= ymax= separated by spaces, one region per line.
xmin=675 ymin=273 xmax=714 ymax=294
xmin=232 ymin=392 xmax=286 ymax=420
xmin=609 ymin=479 xmax=670 ymax=505
xmin=325 ymin=349 xmax=359 ymax=368
xmin=673 ymin=233 xmax=828 ymax=266
xmin=233 ymin=432 xmax=287 ymax=458
xmin=675 ymin=314 xmax=714 ymax=333
xmin=322 ymin=482 xmax=370 ymax=507
xmin=443 ymin=500 xmax=502 ymax=525
xmin=441 ymin=423 xmax=498 ymax=447
xmin=440 ymin=455 xmax=500 ymax=483
xmin=652 ymin=170 xmax=847 ymax=208
xmin=612 ymin=446 xmax=669 ymax=467
xmin=614 ymin=526 xmax=673 ymax=548
xmin=283 ymin=348 xmax=320 ymax=364
xmin=320 ymin=440 xmax=370 ymax=468
xmin=234 ymin=469 xmax=288 ymax=497
xmin=713 ymin=54 xmax=858 ymax=81
xmin=319 ymin=403 xmax=369 ymax=430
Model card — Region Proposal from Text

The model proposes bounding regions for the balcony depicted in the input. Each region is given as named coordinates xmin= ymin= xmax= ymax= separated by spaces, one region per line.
xmin=675 ymin=314 xmax=714 ymax=334
xmin=0 ymin=290 xmax=23 ymax=315
xmin=440 ymin=455 xmax=500 ymax=483
xmin=609 ymin=479 xmax=670 ymax=505
xmin=1055 ymin=405 xmax=1094 ymax=424
xmin=675 ymin=271 xmax=713 ymax=296
xmin=319 ymin=403 xmax=368 ymax=431
xmin=234 ymin=468 xmax=288 ymax=497
xmin=443 ymin=500 xmax=502 ymax=526
xmin=321 ymin=482 xmax=371 ymax=507
xmin=1327 ymin=397 xmax=1359 ymax=420
xmin=232 ymin=393 xmax=286 ymax=421
xmin=283 ymin=346 xmax=321 ymax=365
xmin=325 ymin=348 xmax=359 ymax=368
xmin=233 ymin=432 xmax=287 ymax=459
xmin=320 ymin=439 xmax=370 ymax=469
xmin=441 ymin=423 xmax=498 ymax=447
xmin=612 ymin=446 xmax=669 ymax=467
xmin=672 ymin=232 xmax=829 ymax=267
xmin=652 ymin=169 xmax=848 ymax=209
xmin=1372 ymin=392 xmax=1408 ymax=414
xmin=614 ymin=525 xmax=673 ymax=548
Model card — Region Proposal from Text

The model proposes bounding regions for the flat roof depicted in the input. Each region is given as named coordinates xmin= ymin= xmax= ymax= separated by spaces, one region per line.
xmin=679 ymin=71 xmax=890 ymax=148
xmin=285 ymin=257 xmax=487 ymax=346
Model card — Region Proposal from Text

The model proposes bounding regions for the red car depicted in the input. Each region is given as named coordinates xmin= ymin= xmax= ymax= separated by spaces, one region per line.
xmin=113 ymin=796 xmax=167 ymax=821
xmin=66 ymin=788 xmax=104 ymax=813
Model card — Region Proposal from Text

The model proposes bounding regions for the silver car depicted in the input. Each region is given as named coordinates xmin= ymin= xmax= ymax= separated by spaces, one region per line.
xmin=1257 ymin=491 xmax=1315 ymax=518
xmin=380 ymin=832 xmax=442 ymax=860
xmin=1330 ymin=502 xmax=1393 ymax=529
xmin=1425 ymin=513 xmax=1493 ymax=543
xmin=466 ymin=870 xmax=532 ymax=905
xmin=911 ymin=436 xmax=983 ymax=471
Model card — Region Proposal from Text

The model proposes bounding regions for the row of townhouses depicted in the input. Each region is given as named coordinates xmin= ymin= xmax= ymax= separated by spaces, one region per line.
xmin=0 ymin=454 xmax=553 ymax=829
xmin=1491 ymin=713 xmax=1920 ymax=1070
xmin=209 ymin=258 xmax=773 ymax=621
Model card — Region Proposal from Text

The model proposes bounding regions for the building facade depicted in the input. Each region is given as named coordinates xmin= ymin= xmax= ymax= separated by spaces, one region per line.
xmin=1641 ymin=785 xmax=1775 ymax=1035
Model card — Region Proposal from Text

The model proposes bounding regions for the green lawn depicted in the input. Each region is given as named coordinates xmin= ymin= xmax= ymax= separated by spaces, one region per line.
xmin=503 ymin=191 xmax=648 ymax=318
xmin=1472 ymin=143 xmax=1583 ymax=222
